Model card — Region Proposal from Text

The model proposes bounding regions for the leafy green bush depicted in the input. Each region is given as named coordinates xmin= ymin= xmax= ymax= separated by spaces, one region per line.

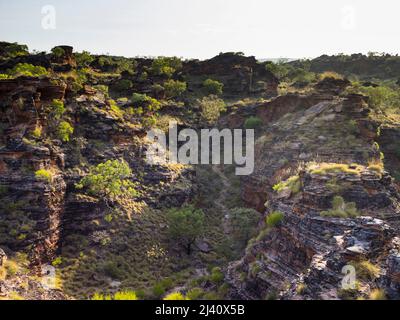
xmin=265 ymin=61 xmax=291 ymax=80
xmin=7 ymin=63 xmax=48 ymax=77
xmin=203 ymin=79 xmax=223 ymax=95
xmin=320 ymin=196 xmax=359 ymax=218
xmin=151 ymin=57 xmax=182 ymax=77
xmin=130 ymin=93 xmax=161 ymax=115
xmin=186 ymin=288 xmax=204 ymax=300
xmin=163 ymin=79 xmax=187 ymax=98
xmin=199 ymin=95 xmax=226 ymax=124
xmin=360 ymin=85 xmax=400 ymax=111
xmin=57 ymin=121 xmax=74 ymax=142
xmin=76 ymin=159 xmax=137 ymax=201
xmin=35 ymin=169 xmax=53 ymax=183
xmin=75 ymin=51 xmax=95 ymax=67
xmin=50 ymin=99 xmax=65 ymax=119
xmin=51 ymin=46 xmax=65 ymax=58
xmin=2 ymin=42 xmax=29 ymax=58
xmin=244 ymin=116 xmax=263 ymax=129
xmin=152 ymin=283 xmax=166 ymax=298
xmin=210 ymin=267 xmax=224 ymax=284
xmin=266 ymin=211 xmax=284 ymax=228
xmin=167 ymin=205 xmax=205 ymax=255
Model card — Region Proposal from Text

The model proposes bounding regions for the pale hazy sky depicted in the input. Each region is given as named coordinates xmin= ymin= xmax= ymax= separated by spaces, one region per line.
xmin=0 ymin=0 xmax=399 ymax=59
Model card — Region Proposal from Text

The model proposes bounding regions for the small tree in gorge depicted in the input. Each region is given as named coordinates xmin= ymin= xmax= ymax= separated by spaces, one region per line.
xmin=167 ymin=205 xmax=205 ymax=255
xmin=76 ymin=159 xmax=137 ymax=203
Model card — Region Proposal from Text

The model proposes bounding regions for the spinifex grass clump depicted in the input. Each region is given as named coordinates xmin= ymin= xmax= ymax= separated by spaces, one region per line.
xmin=321 ymin=196 xmax=359 ymax=218
xmin=309 ymin=163 xmax=363 ymax=175
xmin=273 ymin=175 xmax=301 ymax=194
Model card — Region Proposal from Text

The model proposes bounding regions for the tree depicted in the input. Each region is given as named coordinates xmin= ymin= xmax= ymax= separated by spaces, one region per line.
xmin=50 ymin=99 xmax=65 ymax=119
xmin=130 ymin=93 xmax=161 ymax=115
xmin=203 ymin=79 xmax=223 ymax=95
xmin=57 ymin=121 xmax=74 ymax=142
xmin=76 ymin=159 xmax=137 ymax=202
xmin=163 ymin=79 xmax=186 ymax=98
xmin=7 ymin=63 xmax=48 ymax=78
xmin=151 ymin=57 xmax=182 ymax=77
xmin=51 ymin=46 xmax=65 ymax=58
xmin=75 ymin=51 xmax=95 ymax=67
xmin=167 ymin=205 xmax=205 ymax=255
xmin=198 ymin=95 xmax=226 ymax=124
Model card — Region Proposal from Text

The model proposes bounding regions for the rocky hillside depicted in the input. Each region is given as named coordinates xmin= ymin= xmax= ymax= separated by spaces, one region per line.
xmin=0 ymin=41 xmax=399 ymax=300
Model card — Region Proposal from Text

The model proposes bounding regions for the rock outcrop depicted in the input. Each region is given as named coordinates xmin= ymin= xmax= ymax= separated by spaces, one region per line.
xmin=227 ymin=166 xmax=400 ymax=300
xmin=225 ymin=79 xmax=400 ymax=300
xmin=183 ymin=52 xmax=279 ymax=98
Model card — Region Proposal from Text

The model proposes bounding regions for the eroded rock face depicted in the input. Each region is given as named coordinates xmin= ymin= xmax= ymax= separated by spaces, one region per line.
xmin=227 ymin=168 xmax=400 ymax=300
xmin=224 ymin=79 xmax=400 ymax=299
xmin=239 ymin=90 xmax=375 ymax=213
xmin=0 ymin=77 xmax=67 ymax=265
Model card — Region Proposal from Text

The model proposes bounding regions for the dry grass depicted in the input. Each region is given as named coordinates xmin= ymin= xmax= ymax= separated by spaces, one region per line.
xmin=308 ymin=162 xmax=363 ymax=175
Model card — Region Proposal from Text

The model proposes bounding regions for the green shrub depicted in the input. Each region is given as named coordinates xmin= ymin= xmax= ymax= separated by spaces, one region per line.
xmin=266 ymin=211 xmax=284 ymax=228
xmin=51 ymin=46 xmax=65 ymax=58
xmin=114 ymin=79 xmax=132 ymax=91
xmin=152 ymin=283 xmax=166 ymax=298
xmin=51 ymin=257 xmax=63 ymax=267
xmin=57 ymin=121 xmax=74 ymax=142
xmin=75 ymin=159 xmax=137 ymax=201
xmin=360 ymin=85 xmax=400 ymax=111
xmin=210 ymin=267 xmax=224 ymax=284
xmin=167 ymin=205 xmax=205 ymax=255
xmin=199 ymin=95 xmax=226 ymax=124
xmin=244 ymin=116 xmax=263 ymax=129
xmin=320 ymin=196 xmax=359 ymax=218
xmin=130 ymin=93 xmax=161 ymax=115
xmin=151 ymin=57 xmax=182 ymax=77
xmin=2 ymin=42 xmax=29 ymax=58
xmin=50 ymin=99 xmax=65 ymax=119
xmin=203 ymin=79 xmax=223 ymax=95
xmin=75 ymin=51 xmax=95 ymax=67
xmin=35 ymin=169 xmax=53 ymax=182
xmin=186 ymin=288 xmax=204 ymax=300
xmin=163 ymin=79 xmax=187 ymax=98
xmin=7 ymin=63 xmax=48 ymax=77
xmin=101 ymin=261 xmax=124 ymax=279
xmin=32 ymin=125 xmax=42 ymax=138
